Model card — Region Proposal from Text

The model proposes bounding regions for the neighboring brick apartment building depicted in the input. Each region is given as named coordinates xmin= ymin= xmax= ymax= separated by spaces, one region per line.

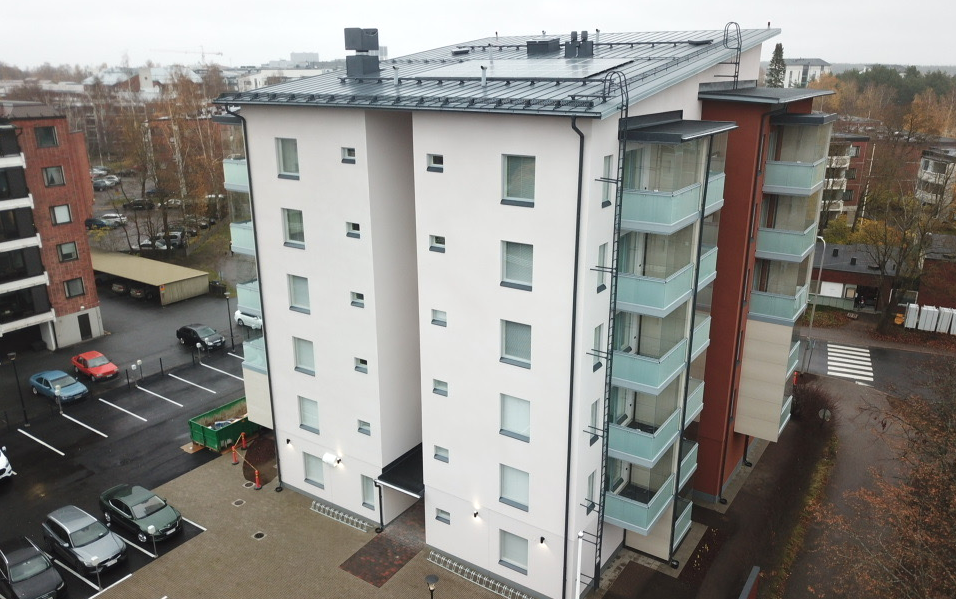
xmin=0 ymin=101 xmax=104 ymax=349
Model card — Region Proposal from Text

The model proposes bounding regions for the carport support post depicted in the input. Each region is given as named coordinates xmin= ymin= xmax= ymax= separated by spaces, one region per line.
xmin=224 ymin=291 xmax=235 ymax=351
xmin=6 ymin=353 xmax=29 ymax=427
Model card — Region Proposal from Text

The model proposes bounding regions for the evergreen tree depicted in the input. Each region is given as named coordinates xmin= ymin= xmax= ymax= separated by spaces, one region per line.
xmin=766 ymin=43 xmax=785 ymax=88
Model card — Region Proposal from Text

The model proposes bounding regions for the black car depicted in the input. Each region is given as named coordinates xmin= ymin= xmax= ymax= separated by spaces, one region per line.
xmin=176 ymin=324 xmax=225 ymax=350
xmin=122 ymin=199 xmax=154 ymax=210
xmin=0 ymin=537 xmax=66 ymax=599
xmin=99 ymin=484 xmax=183 ymax=543
xmin=92 ymin=179 xmax=112 ymax=191
xmin=85 ymin=217 xmax=117 ymax=230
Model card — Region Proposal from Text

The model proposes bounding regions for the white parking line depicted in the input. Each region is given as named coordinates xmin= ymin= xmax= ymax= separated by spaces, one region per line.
xmin=112 ymin=533 xmax=157 ymax=558
xmin=51 ymin=559 xmax=99 ymax=590
xmin=89 ymin=573 xmax=133 ymax=598
xmin=228 ymin=351 xmax=243 ymax=360
xmin=61 ymin=414 xmax=108 ymax=438
xmin=136 ymin=384 xmax=184 ymax=407
xmin=17 ymin=429 xmax=65 ymax=456
xmin=201 ymin=363 xmax=243 ymax=381
xmin=168 ymin=373 xmax=217 ymax=394
xmin=182 ymin=517 xmax=207 ymax=531
xmin=98 ymin=398 xmax=148 ymax=422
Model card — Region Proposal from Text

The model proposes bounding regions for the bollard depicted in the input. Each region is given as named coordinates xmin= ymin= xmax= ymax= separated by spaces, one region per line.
xmin=240 ymin=432 xmax=247 ymax=450
xmin=232 ymin=446 xmax=239 ymax=465
xmin=254 ymin=470 xmax=262 ymax=490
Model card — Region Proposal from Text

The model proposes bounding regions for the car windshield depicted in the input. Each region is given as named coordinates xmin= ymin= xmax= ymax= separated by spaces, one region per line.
xmin=9 ymin=554 xmax=51 ymax=583
xmin=195 ymin=326 xmax=216 ymax=337
xmin=50 ymin=374 xmax=77 ymax=387
xmin=70 ymin=520 xmax=110 ymax=547
xmin=131 ymin=494 xmax=166 ymax=518
xmin=87 ymin=356 xmax=110 ymax=367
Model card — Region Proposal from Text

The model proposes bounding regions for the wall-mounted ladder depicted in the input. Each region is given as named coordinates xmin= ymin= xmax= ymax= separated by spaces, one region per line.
xmin=715 ymin=21 xmax=742 ymax=89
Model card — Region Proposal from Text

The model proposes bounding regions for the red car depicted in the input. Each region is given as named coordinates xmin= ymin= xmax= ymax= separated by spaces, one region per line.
xmin=71 ymin=351 xmax=119 ymax=381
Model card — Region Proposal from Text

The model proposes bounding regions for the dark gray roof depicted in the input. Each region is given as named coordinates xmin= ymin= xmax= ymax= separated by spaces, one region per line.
xmin=214 ymin=28 xmax=780 ymax=118
xmin=698 ymin=86 xmax=833 ymax=104
xmin=785 ymin=58 xmax=831 ymax=67
xmin=0 ymin=101 xmax=63 ymax=119
xmin=814 ymin=243 xmax=897 ymax=274
xmin=926 ymin=234 xmax=956 ymax=261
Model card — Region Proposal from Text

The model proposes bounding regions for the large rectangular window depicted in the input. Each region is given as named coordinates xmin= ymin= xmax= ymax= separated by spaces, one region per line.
xmin=593 ymin=325 xmax=603 ymax=370
xmin=298 ymin=396 xmax=319 ymax=433
xmin=501 ymin=320 xmax=531 ymax=369
xmin=597 ymin=243 xmax=608 ymax=292
xmin=500 ymin=394 xmax=530 ymax=442
xmin=502 ymin=155 xmax=535 ymax=206
xmin=64 ymin=277 xmax=85 ymax=298
xmin=303 ymin=452 xmax=324 ymax=488
xmin=602 ymin=154 xmax=613 ymax=207
xmin=361 ymin=475 xmax=375 ymax=510
xmin=283 ymin=208 xmax=304 ymax=247
xmin=501 ymin=242 xmax=533 ymax=291
xmin=35 ymin=126 xmax=58 ymax=148
xmin=43 ymin=166 xmax=65 ymax=187
xmin=500 ymin=464 xmax=530 ymax=511
xmin=57 ymin=242 xmax=78 ymax=262
xmin=50 ymin=205 xmax=72 ymax=225
xmin=499 ymin=530 xmax=529 ymax=575
xmin=293 ymin=337 xmax=315 ymax=375
xmin=288 ymin=275 xmax=310 ymax=313
xmin=276 ymin=138 xmax=299 ymax=178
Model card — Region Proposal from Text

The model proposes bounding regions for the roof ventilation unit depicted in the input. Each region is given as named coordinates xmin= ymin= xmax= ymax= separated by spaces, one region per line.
xmin=345 ymin=28 xmax=381 ymax=78
xmin=527 ymin=38 xmax=560 ymax=55
xmin=564 ymin=30 xmax=594 ymax=58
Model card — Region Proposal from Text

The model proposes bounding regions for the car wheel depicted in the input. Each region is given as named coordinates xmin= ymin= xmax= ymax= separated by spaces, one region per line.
xmin=137 ymin=531 xmax=147 ymax=543
xmin=237 ymin=319 xmax=244 ymax=327
xmin=103 ymin=511 xmax=111 ymax=524
xmin=31 ymin=387 xmax=38 ymax=395
xmin=179 ymin=337 xmax=185 ymax=345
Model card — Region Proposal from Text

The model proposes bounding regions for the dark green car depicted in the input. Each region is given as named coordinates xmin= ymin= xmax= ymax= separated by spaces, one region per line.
xmin=99 ymin=484 xmax=182 ymax=543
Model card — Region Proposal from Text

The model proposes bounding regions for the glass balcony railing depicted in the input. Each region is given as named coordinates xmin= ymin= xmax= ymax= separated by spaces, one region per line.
xmin=698 ymin=246 xmax=717 ymax=287
xmin=691 ymin=314 xmax=711 ymax=359
xmin=617 ymin=263 xmax=694 ymax=315
xmin=223 ymin=158 xmax=249 ymax=193
xmin=612 ymin=340 xmax=687 ymax=394
xmin=704 ymin=173 xmax=725 ymax=214
xmin=242 ymin=336 xmax=268 ymax=374
xmin=608 ymin=408 xmax=681 ymax=467
xmin=230 ymin=221 xmax=255 ymax=256
xmin=679 ymin=440 xmax=699 ymax=488
xmin=749 ymin=284 xmax=809 ymax=323
xmin=621 ymin=184 xmax=702 ymax=232
xmin=826 ymin=155 xmax=850 ymax=169
xmin=685 ymin=378 xmax=704 ymax=423
xmin=763 ymin=158 xmax=826 ymax=195
xmin=788 ymin=340 xmax=801 ymax=376
xmin=779 ymin=394 xmax=793 ymax=433
xmin=756 ymin=223 xmax=817 ymax=261
xmin=673 ymin=497 xmax=693 ymax=549
xmin=604 ymin=473 xmax=676 ymax=535
xmin=236 ymin=279 xmax=261 ymax=314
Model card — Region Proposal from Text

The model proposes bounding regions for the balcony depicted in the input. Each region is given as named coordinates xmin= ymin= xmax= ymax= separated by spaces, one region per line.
xmin=0 ymin=309 xmax=55 ymax=336
xmin=698 ymin=246 xmax=717 ymax=288
xmin=0 ymin=194 xmax=33 ymax=211
xmin=788 ymin=340 xmax=801 ymax=377
xmin=685 ymin=378 xmax=704 ymax=423
xmin=756 ymin=223 xmax=817 ymax=262
xmin=608 ymin=408 xmax=680 ymax=468
xmin=763 ymin=158 xmax=826 ymax=196
xmin=824 ymin=178 xmax=847 ymax=191
xmin=0 ymin=152 xmax=25 ymax=170
xmin=612 ymin=340 xmax=687 ymax=394
xmin=679 ymin=440 xmax=699 ymax=489
xmin=621 ymin=184 xmax=702 ymax=234
xmin=617 ymin=263 xmax=694 ymax=318
xmin=704 ymin=173 xmax=725 ymax=215
xmin=230 ymin=221 xmax=255 ymax=256
xmin=223 ymin=158 xmax=249 ymax=193
xmin=779 ymin=394 xmax=793 ymax=434
xmin=604 ymin=473 xmax=675 ymax=535
xmin=827 ymin=155 xmax=850 ymax=169
xmin=236 ymin=279 xmax=261 ymax=315
xmin=0 ymin=273 xmax=49 ymax=297
xmin=691 ymin=314 xmax=711 ymax=359
xmin=673 ymin=497 xmax=694 ymax=548
xmin=749 ymin=284 xmax=809 ymax=324
xmin=242 ymin=336 xmax=267 ymax=374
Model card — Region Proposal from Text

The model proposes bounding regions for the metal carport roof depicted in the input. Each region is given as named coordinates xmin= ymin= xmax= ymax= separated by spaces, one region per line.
xmin=91 ymin=250 xmax=208 ymax=286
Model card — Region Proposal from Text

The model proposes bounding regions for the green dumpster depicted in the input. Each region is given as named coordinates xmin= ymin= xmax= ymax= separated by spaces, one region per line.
xmin=189 ymin=397 xmax=261 ymax=451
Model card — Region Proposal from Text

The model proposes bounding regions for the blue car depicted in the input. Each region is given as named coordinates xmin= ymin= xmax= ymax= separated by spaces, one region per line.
xmin=29 ymin=370 xmax=89 ymax=404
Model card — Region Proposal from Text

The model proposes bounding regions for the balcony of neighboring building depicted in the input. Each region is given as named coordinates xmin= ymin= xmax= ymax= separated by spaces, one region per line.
xmin=240 ymin=336 xmax=273 ymax=428
xmin=236 ymin=279 xmax=261 ymax=315
xmin=1 ymin=168 xmax=30 ymax=206
xmin=0 ymin=246 xmax=47 ymax=296
xmin=756 ymin=223 xmax=817 ymax=262
xmin=0 ymin=127 xmax=25 ymax=170
xmin=611 ymin=308 xmax=689 ymax=394
xmin=750 ymin=283 xmax=809 ymax=324
xmin=1 ymin=208 xmax=41 ymax=253
xmin=607 ymin=382 xmax=681 ymax=468
xmin=826 ymin=155 xmax=850 ymax=169
xmin=604 ymin=458 xmax=675 ymax=536
xmin=764 ymin=118 xmax=833 ymax=196
xmin=764 ymin=158 xmax=826 ymax=196
xmin=704 ymin=172 xmax=725 ymax=215
xmin=223 ymin=158 xmax=249 ymax=193
xmin=823 ymin=178 xmax=847 ymax=191
xmin=678 ymin=439 xmax=699 ymax=489
xmin=616 ymin=228 xmax=696 ymax=318
xmin=229 ymin=189 xmax=255 ymax=256
xmin=735 ymin=319 xmax=800 ymax=442
xmin=691 ymin=312 xmax=711 ymax=360
xmin=0 ymin=285 xmax=54 ymax=335
xmin=673 ymin=495 xmax=694 ymax=548
xmin=697 ymin=245 xmax=718 ymax=289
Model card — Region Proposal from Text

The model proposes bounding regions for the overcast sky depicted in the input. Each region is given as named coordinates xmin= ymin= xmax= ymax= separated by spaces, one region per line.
xmin=6 ymin=0 xmax=953 ymax=71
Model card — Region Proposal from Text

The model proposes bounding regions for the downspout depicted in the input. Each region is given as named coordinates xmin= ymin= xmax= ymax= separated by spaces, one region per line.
xmin=562 ymin=116 xmax=586 ymax=599
xmin=224 ymin=105 xmax=284 ymax=492
xmin=374 ymin=481 xmax=385 ymax=533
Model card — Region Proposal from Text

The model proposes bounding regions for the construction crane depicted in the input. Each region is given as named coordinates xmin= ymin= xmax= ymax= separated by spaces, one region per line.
xmin=150 ymin=46 xmax=224 ymax=63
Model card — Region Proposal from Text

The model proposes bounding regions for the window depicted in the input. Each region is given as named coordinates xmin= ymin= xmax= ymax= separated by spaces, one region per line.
xmin=500 ymin=320 xmax=531 ymax=369
xmin=43 ymin=166 xmax=65 ymax=187
xmin=589 ymin=400 xmax=600 ymax=445
xmin=355 ymin=358 xmax=368 ymax=373
xmin=602 ymin=154 xmax=613 ymax=207
xmin=346 ymin=222 xmax=361 ymax=238
xmin=586 ymin=471 xmax=596 ymax=513
xmin=846 ymin=168 xmax=858 ymax=180
xmin=276 ymin=138 xmax=299 ymax=178
xmin=849 ymin=145 xmax=861 ymax=157
xmin=57 ymin=242 xmax=78 ymax=262
xmin=288 ymin=275 xmax=310 ymax=313
xmin=593 ymin=325 xmax=603 ymax=370
xmin=35 ymin=126 xmax=58 ymax=148
xmin=293 ymin=337 xmax=315 ymax=375
xmin=433 ymin=379 xmax=448 ymax=396
xmin=436 ymin=508 xmax=451 ymax=524
xmin=431 ymin=309 xmax=447 ymax=327
xmin=842 ymin=189 xmax=854 ymax=203
xmin=361 ymin=475 xmax=375 ymax=510
xmin=341 ymin=147 xmax=356 ymax=164
xmin=64 ymin=277 xmax=85 ymax=298
xmin=501 ymin=242 xmax=533 ymax=291
xmin=499 ymin=464 xmax=530 ymax=511
xmin=502 ymin=155 xmax=535 ymax=206
xmin=351 ymin=292 xmax=365 ymax=308
xmin=50 ymin=205 xmax=72 ymax=225
xmin=303 ymin=452 xmax=324 ymax=488
xmin=434 ymin=445 xmax=449 ymax=463
xmin=500 ymin=394 xmax=530 ymax=442
xmin=427 ymin=154 xmax=444 ymax=172
xmin=298 ymin=396 xmax=319 ymax=434
xmin=429 ymin=235 xmax=446 ymax=253
xmin=499 ymin=530 xmax=529 ymax=575
xmin=597 ymin=243 xmax=608 ymax=292
xmin=283 ymin=208 xmax=305 ymax=247
xmin=358 ymin=420 xmax=371 ymax=435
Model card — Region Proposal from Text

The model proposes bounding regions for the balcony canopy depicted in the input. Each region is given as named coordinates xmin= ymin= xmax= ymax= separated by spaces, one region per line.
xmin=376 ymin=444 xmax=424 ymax=498
xmin=620 ymin=110 xmax=736 ymax=143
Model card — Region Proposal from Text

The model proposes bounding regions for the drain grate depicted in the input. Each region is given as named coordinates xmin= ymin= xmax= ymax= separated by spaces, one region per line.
xmin=233 ymin=499 xmax=245 ymax=507
xmin=243 ymin=481 xmax=255 ymax=489
xmin=252 ymin=531 xmax=266 ymax=540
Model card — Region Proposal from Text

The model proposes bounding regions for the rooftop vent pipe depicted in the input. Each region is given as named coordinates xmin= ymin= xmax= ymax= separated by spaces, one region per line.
xmin=565 ymin=29 xmax=594 ymax=58
xmin=481 ymin=65 xmax=487 ymax=87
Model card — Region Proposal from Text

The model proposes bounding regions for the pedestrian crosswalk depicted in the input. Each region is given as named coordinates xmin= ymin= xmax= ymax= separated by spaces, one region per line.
xmin=825 ymin=343 xmax=873 ymax=382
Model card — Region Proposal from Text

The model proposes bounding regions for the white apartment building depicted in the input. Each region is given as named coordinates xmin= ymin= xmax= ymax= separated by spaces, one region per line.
xmin=215 ymin=25 xmax=786 ymax=599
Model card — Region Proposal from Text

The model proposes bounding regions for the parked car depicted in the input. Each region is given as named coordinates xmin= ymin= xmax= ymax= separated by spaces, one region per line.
xmin=92 ymin=179 xmax=112 ymax=191
xmin=90 ymin=167 xmax=108 ymax=178
xmin=72 ymin=351 xmax=119 ymax=381
xmin=111 ymin=280 xmax=130 ymax=295
xmin=28 ymin=370 xmax=89 ymax=403
xmin=91 ymin=165 xmax=109 ymax=174
xmin=122 ymin=198 xmax=154 ymax=210
xmin=0 ymin=537 xmax=65 ymax=599
xmin=176 ymin=324 xmax=225 ymax=350
xmin=41 ymin=505 xmax=127 ymax=574
xmin=155 ymin=231 xmax=187 ymax=248
xmin=135 ymin=237 xmax=167 ymax=251
xmin=160 ymin=198 xmax=183 ymax=209
xmin=183 ymin=216 xmax=211 ymax=229
xmin=100 ymin=212 xmax=128 ymax=226
xmin=144 ymin=188 xmax=168 ymax=199
xmin=99 ymin=484 xmax=183 ymax=543
xmin=85 ymin=217 xmax=118 ymax=230
xmin=103 ymin=175 xmax=120 ymax=185
xmin=0 ymin=446 xmax=14 ymax=481
xmin=234 ymin=310 xmax=263 ymax=329
xmin=129 ymin=283 xmax=156 ymax=300
xmin=115 ymin=168 xmax=136 ymax=177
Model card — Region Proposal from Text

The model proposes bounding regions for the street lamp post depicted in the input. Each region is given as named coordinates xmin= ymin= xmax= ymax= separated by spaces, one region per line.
xmin=6 ymin=352 xmax=29 ymax=427
xmin=425 ymin=575 xmax=438 ymax=599
xmin=147 ymin=525 xmax=158 ymax=556
xmin=224 ymin=291 xmax=235 ymax=351
xmin=91 ymin=556 xmax=101 ymax=590
xmin=804 ymin=236 xmax=827 ymax=372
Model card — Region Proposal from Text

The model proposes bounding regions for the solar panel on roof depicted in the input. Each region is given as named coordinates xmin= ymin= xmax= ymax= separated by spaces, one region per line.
xmin=414 ymin=58 xmax=632 ymax=81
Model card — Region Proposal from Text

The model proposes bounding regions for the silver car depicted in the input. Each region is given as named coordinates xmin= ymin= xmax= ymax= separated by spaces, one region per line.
xmin=41 ymin=505 xmax=127 ymax=574
xmin=0 ymin=446 xmax=13 ymax=481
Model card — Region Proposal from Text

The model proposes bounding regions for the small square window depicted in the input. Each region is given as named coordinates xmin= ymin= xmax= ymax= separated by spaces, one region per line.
xmin=283 ymin=208 xmax=305 ymax=247
xmin=500 ymin=320 xmax=532 ymax=369
xmin=501 ymin=241 xmax=533 ymax=291
xmin=429 ymin=235 xmax=446 ymax=253
xmin=499 ymin=530 xmax=529 ymax=574
xmin=355 ymin=358 xmax=368 ymax=373
xmin=502 ymin=155 xmax=535 ymax=207
xmin=358 ymin=420 xmax=371 ymax=435
xmin=303 ymin=452 xmax=325 ymax=488
xmin=294 ymin=337 xmax=315 ymax=375
xmin=500 ymin=394 xmax=530 ymax=442
xmin=342 ymin=147 xmax=356 ymax=164
xmin=431 ymin=309 xmax=447 ymax=327
xmin=64 ymin=277 xmax=85 ymax=298
xmin=289 ymin=274 xmax=310 ymax=313
xmin=433 ymin=379 xmax=448 ymax=396
xmin=351 ymin=292 xmax=365 ymax=308
xmin=50 ymin=205 xmax=72 ymax=225
xmin=500 ymin=464 xmax=530 ymax=512
xmin=435 ymin=508 xmax=451 ymax=524
xmin=346 ymin=222 xmax=361 ymax=238
xmin=434 ymin=446 xmax=449 ymax=463
xmin=35 ymin=126 xmax=58 ymax=148
xmin=427 ymin=154 xmax=444 ymax=172
xmin=276 ymin=138 xmax=299 ymax=179
xmin=43 ymin=166 xmax=65 ymax=187
xmin=57 ymin=241 xmax=78 ymax=262
xmin=299 ymin=396 xmax=319 ymax=434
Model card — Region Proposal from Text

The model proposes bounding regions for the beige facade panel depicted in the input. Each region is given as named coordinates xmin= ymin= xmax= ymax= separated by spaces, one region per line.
xmin=242 ymin=368 xmax=273 ymax=429
xmin=735 ymin=320 xmax=792 ymax=441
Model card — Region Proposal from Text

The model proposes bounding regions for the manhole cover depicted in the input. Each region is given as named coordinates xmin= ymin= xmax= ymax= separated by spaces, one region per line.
xmin=243 ymin=481 xmax=255 ymax=489
xmin=233 ymin=499 xmax=245 ymax=507
xmin=252 ymin=532 xmax=266 ymax=540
